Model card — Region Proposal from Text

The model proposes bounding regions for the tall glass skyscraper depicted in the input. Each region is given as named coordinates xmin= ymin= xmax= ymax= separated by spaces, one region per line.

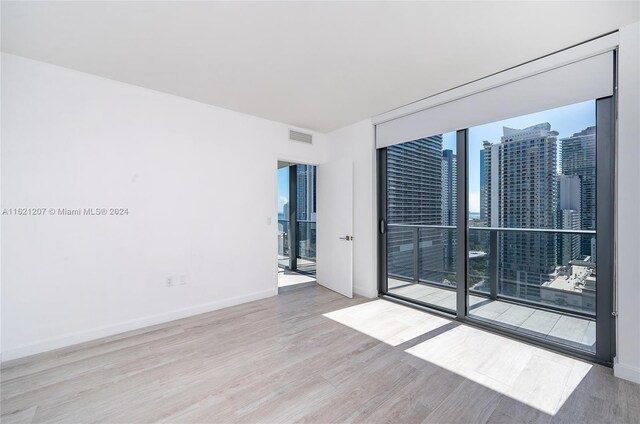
xmin=442 ymin=149 xmax=457 ymax=272
xmin=557 ymin=175 xmax=582 ymax=264
xmin=295 ymin=164 xmax=317 ymax=262
xmin=483 ymin=123 xmax=558 ymax=300
xmin=561 ymin=126 xmax=596 ymax=258
xmin=479 ymin=149 xmax=486 ymax=220
xmin=296 ymin=164 xmax=316 ymax=221
xmin=387 ymin=136 xmax=444 ymax=282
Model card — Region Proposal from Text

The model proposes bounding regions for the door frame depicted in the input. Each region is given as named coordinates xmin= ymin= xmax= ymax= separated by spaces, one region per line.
xmin=275 ymin=158 xmax=319 ymax=291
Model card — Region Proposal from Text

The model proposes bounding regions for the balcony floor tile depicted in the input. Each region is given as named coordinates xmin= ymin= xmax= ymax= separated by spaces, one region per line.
xmin=388 ymin=280 xmax=596 ymax=353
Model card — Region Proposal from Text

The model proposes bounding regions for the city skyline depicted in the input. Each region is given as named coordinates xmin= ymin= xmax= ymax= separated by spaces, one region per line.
xmin=448 ymin=100 xmax=595 ymax=212
xmin=279 ymin=101 xmax=595 ymax=216
xmin=277 ymin=165 xmax=317 ymax=221
xmin=384 ymin=104 xmax=598 ymax=312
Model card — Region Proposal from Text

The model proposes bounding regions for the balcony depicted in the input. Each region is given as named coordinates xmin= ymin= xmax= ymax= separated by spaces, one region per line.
xmin=386 ymin=224 xmax=596 ymax=353
xmin=278 ymin=219 xmax=316 ymax=274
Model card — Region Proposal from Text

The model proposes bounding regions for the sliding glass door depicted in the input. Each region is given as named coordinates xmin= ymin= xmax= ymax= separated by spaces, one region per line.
xmin=382 ymin=133 xmax=458 ymax=313
xmin=378 ymin=98 xmax=615 ymax=364
xmin=464 ymin=100 xmax=608 ymax=355
xmin=278 ymin=163 xmax=317 ymax=275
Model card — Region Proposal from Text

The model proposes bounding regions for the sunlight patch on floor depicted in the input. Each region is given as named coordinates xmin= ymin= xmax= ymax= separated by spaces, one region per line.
xmin=405 ymin=325 xmax=592 ymax=415
xmin=278 ymin=269 xmax=316 ymax=287
xmin=323 ymin=300 xmax=450 ymax=346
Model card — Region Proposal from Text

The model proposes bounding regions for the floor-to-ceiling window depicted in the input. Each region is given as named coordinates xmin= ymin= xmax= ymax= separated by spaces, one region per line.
xmin=385 ymin=132 xmax=458 ymax=313
xmin=466 ymin=101 xmax=599 ymax=353
xmin=376 ymin=42 xmax=615 ymax=364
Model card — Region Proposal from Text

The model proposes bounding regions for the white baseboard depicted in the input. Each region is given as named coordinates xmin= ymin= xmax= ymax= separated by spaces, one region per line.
xmin=614 ymin=362 xmax=640 ymax=384
xmin=354 ymin=285 xmax=378 ymax=298
xmin=1 ymin=288 xmax=276 ymax=363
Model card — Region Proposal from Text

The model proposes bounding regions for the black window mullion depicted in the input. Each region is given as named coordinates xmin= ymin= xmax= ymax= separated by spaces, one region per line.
xmin=456 ymin=129 xmax=468 ymax=319
xmin=377 ymin=147 xmax=388 ymax=294
xmin=595 ymin=95 xmax=615 ymax=363
xmin=289 ymin=165 xmax=298 ymax=271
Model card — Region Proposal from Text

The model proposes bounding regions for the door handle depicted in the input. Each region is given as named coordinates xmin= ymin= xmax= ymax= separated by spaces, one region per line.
xmin=339 ymin=236 xmax=353 ymax=241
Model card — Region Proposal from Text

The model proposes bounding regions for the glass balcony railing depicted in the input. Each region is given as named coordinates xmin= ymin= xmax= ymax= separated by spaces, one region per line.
xmin=387 ymin=224 xmax=458 ymax=290
xmin=297 ymin=220 xmax=316 ymax=261
xmin=278 ymin=219 xmax=316 ymax=272
xmin=469 ymin=226 xmax=596 ymax=317
xmin=387 ymin=223 xmax=597 ymax=318
xmin=278 ymin=220 xmax=290 ymax=268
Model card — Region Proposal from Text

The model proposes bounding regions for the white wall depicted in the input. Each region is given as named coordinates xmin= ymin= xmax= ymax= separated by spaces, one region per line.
xmin=325 ymin=120 xmax=377 ymax=298
xmin=0 ymin=53 xmax=326 ymax=361
xmin=614 ymin=21 xmax=640 ymax=384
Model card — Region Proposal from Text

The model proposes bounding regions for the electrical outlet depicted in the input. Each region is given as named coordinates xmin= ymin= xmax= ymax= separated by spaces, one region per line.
xmin=166 ymin=277 xmax=173 ymax=287
xmin=179 ymin=274 xmax=187 ymax=285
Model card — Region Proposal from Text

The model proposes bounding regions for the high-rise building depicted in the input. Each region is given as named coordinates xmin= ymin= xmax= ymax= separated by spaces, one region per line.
xmin=483 ymin=123 xmax=558 ymax=300
xmin=483 ymin=141 xmax=500 ymax=228
xmin=558 ymin=210 xmax=581 ymax=265
xmin=296 ymin=164 xmax=316 ymax=221
xmin=441 ymin=150 xmax=457 ymax=226
xmin=557 ymin=175 xmax=582 ymax=265
xmin=295 ymin=164 xmax=317 ymax=260
xmin=558 ymin=175 xmax=581 ymax=212
xmin=387 ymin=137 xmax=443 ymax=224
xmin=442 ymin=149 xmax=457 ymax=272
xmin=561 ymin=126 xmax=596 ymax=257
xmin=387 ymin=136 xmax=443 ymax=282
xmin=479 ymin=149 xmax=486 ymax=220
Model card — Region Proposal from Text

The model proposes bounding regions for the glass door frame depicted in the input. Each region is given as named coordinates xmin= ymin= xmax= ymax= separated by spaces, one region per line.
xmin=377 ymin=95 xmax=616 ymax=366
xmin=280 ymin=163 xmax=318 ymax=276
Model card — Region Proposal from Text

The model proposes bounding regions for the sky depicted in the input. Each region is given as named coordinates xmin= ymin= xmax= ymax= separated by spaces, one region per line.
xmin=278 ymin=100 xmax=596 ymax=216
xmin=277 ymin=166 xmax=289 ymax=218
xmin=447 ymin=100 xmax=595 ymax=212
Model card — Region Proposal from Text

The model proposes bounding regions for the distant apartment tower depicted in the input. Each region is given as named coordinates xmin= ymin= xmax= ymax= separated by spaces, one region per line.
xmin=561 ymin=126 xmax=596 ymax=258
xmin=483 ymin=123 xmax=558 ymax=300
xmin=482 ymin=141 xmax=500 ymax=228
xmin=557 ymin=175 xmax=582 ymax=264
xmin=558 ymin=210 xmax=581 ymax=265
xmin=387 ymin=136 xmax=444 ymax=282
xmin=295 ymin=165 xmax=317 ymax=259
xmin=387 ymin=136 xmax=443 ymax=224
xmin=479 ymin=149 xmax=486 ymax=220
xmin=442 ymin=149 xmax=457 ymax=272
xmin=441 ymin=149 xmax=457 ymax=227
xmin=296 ymin=164 xmax=316 ymax=221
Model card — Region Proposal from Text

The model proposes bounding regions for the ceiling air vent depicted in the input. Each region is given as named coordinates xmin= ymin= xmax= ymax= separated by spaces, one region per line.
xmin=289 ymin=129 xmax=313 ymax=144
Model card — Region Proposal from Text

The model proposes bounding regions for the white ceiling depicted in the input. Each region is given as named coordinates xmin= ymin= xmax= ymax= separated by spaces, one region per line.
xmin=2 ymin=1 xmax=638 ymax=133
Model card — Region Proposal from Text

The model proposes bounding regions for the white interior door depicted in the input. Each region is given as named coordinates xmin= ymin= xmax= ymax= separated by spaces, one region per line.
xmin=317 ymin=158 xmax=353 ymax=298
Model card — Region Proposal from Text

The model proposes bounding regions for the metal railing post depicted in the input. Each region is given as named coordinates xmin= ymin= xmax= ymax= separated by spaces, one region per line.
xmin=489 ymin=230 xmax=498 ymax=300
xmin=413 ymin=226 xmax=420 ymax=282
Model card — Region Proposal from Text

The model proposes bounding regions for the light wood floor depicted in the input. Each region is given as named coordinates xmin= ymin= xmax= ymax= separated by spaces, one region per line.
xmin=1 ymin=285 xmax=638 ymax=423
